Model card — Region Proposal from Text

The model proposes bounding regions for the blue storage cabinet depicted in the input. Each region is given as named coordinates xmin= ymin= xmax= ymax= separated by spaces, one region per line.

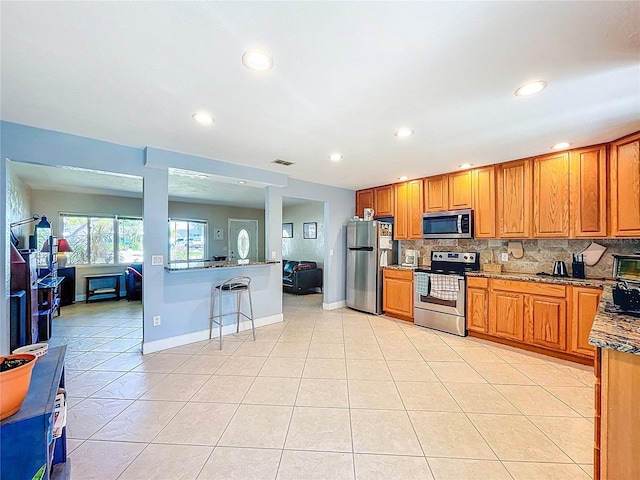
xmin=0 ymin=346 xmax=68 ymax=480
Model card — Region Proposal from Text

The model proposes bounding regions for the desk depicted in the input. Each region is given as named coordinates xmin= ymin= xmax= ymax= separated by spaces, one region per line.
xmin=84 ymin=273 xmax=122 ymax=303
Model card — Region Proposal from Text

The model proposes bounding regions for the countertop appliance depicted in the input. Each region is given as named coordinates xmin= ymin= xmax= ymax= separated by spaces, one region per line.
xmin=422 ymin=209 xmax=474 ymax=239
xmin=402 ymin=249 xmax=419 ymax=267
xmin=612 ymin=254 xmax=640 ymax=312
xmin=552 ymin=261 xmax=568 ymax=277
xmin=346 ymin=220 xmax=397 ymax=315
xmin=414 ymin=251 xmax=480 ymax=336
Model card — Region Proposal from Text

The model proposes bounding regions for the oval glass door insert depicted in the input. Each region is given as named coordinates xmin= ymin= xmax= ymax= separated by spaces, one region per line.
xmin=237 ymin=228 xmax=250 ymax=259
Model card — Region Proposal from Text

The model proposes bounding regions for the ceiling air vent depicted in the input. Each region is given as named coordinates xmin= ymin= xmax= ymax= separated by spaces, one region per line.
xmin=271 ymin=159 xmax=295 ymax=166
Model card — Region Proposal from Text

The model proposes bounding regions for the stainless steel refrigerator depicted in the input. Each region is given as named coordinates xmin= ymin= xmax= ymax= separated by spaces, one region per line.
xmin=346 ymin=220 xmax=397 ymax=314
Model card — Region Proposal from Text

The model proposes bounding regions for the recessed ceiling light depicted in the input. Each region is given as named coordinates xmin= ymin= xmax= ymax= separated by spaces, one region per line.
xmin=458 ymin=163 xmax=473 ymax=169
xmin=237 ymin=180 xmax=247 ymax=185
xmin=515 ymin=80 xmax=547 ymax=97
xmin=552 ymin=142 xmax=570 ymax=150
xmin=395 ymin=128 xmax=414 ymax=138
xmin=398 ymin=176 xmax=408 ymax=181
xmin=192 ymin=112 xmax=214 ymax=124
xmin=329 ymin=153 xmax=343 ymax=162
xmin=242 ymin=50 xmax=273 ymax=71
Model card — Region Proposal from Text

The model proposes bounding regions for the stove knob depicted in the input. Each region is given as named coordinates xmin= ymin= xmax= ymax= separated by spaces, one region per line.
xmin=464 ymin=256 xmax=468 ymax=260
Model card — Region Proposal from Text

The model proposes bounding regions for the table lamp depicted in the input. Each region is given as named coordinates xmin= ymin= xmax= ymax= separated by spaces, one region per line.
xmin=57 ymin=238 xmax=73 ymax=268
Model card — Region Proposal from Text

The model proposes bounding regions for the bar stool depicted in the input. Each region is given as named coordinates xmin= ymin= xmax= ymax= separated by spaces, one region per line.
xmin=209 ymin=276 xmax=256 ymax=350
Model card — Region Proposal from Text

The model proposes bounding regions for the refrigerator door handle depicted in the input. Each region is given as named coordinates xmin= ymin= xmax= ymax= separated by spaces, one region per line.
xmin=348 ymin=246 xmax=374 ymax=251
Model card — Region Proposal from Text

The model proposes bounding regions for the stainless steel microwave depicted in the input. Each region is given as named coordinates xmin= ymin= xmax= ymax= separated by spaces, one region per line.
xmin=422 ymin=209 xmax=474 ymax=239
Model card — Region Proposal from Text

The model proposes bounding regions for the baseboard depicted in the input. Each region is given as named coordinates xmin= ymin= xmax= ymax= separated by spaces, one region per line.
xmin=142 ymin=313 xmax=283 ymax=354
xmin=323 ymin=299 xmax=346 ymax=310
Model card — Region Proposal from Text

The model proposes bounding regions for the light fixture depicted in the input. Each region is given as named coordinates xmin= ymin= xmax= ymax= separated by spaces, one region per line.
xmin=552 ymin=142 xmax=570 ymax=150
xmin=458 ymin=163 xmax=473 ymax=169
xmin=242 ymin=50 xmax=273 ymax=71
xmin=192 ymin=112 xmax=214 ymax=125
xmin=56 ymin=238 xmax=73 ymax=268
xmin=515 ymin=80 xmax=547 ymax=97
xmin=398 ymin=176 xmax=408 ymax=181
xmin=395 ymin=128 xmax=414 ymax=138
xmin=237 ymin=180 xmax=247 ymax=185
xmin=329 ymin=153 xmax=343 ymax=162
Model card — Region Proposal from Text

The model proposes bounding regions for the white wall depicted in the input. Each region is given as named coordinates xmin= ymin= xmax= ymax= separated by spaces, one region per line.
xmin=7 ymin=161 xmax=33 ymax=245
xmin=282 ymin=201 xmax=324 ymax=268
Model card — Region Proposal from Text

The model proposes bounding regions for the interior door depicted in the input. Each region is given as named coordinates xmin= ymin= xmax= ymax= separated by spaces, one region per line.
xmin=228 ymin=219 xmax=258 ymax=262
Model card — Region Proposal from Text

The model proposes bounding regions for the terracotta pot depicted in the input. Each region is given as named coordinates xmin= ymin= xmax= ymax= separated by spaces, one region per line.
xmin=0 ymin=353 xmax=37 ymax=420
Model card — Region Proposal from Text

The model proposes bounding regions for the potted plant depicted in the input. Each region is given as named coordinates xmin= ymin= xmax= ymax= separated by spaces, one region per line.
xmin=0 ymin=353 xmax=37 ymax=420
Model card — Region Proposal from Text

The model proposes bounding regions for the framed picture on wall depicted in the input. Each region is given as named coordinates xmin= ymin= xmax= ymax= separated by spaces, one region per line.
xmin=282 ymin=223 xmax=293 ymax=238
xmin=303 ymin=222 xmax=317 ymax=239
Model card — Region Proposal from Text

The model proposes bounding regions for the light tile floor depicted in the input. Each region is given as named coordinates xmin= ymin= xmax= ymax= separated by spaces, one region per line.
xmin=50 ymin=294 xmax=595 ymax=480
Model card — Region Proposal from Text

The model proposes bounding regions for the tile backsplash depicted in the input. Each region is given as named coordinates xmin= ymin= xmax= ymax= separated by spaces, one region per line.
xmin=401 ymin=238 xmax=640 ymax=279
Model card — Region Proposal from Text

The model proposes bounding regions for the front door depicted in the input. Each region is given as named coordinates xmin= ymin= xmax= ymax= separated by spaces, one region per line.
xmin=228 ymin=219 xmax=258 ymax=263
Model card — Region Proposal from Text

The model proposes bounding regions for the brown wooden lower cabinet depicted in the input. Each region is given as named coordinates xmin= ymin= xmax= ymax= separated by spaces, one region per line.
xmin=595 ymin=347 xmax=640 ymax=479
xmin=382 ymin=268 xmax=413 ymax=321
xmin=468 ymin=277 xmax=601 ymax=363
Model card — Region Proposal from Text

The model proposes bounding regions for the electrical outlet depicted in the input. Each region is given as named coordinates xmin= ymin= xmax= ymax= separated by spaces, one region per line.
xmin=329 ymin=249 xmax=334 ymax=256
xmin=501 ymin=253 xmax=509 ymax=262
xmin=151 ymin=255 xmax=163 ymax=266
xmin=271 ymin=251 xmax=277 ymax=259
xmin=153 ymin=315 xmax=161 ymax=326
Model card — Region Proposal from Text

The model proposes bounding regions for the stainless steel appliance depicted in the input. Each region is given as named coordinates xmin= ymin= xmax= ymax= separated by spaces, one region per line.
xmin=612 ymin=254 xmax=640 ymax=312
xmin=414 ymin=251 xmax=480 ymax=336
xmin=346 ymin=220 xmax=397 ymax=314
xmin=422 ymin=209 xmax=474 ymax=239
xmin=552 ymin=261 xmax=568 ymax=277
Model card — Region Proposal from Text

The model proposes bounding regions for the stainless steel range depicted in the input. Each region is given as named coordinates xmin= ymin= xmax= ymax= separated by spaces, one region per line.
xmin=414 ymin=251 xmax=480 ymax=336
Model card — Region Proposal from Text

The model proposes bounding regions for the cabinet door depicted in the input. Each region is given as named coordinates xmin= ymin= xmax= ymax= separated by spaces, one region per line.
xmin=489 ymin=290 xmax=525 ymax=341
xmin=383 ymin=270 xmax=413 ymax=319
xmin=448 ymin=170 xmax=473 ymax=210
xmin=533 ymin=153 xmax=570 ymax=237
xmin=526 ymin=295 xmax=567 ymax=351
xmin=394 ymin=182 xmax=408 ymax=240
xmin=408 ymin=179 xmax=424 ymax=239
xmin=467 ymin=287 xmax=488 ymax=333
xmin=569 ymin=286 xmax=602 ymax=358
xmin=570 ymin=146 xmax=607 ymax=238
xmin=610 ymin=132 xmax=640 ymax=237
xmin=472 ymin=166 xmax=496 ymax=238
xmin=355 ymin=189 xmax=374 ymax=218
xmin=497 ymin=159 xmax=532 ymax=238
xmin=424 ymin=175 xmax=448 ymax=212
xmin=374 ymin=185 xmax=395 ymax=218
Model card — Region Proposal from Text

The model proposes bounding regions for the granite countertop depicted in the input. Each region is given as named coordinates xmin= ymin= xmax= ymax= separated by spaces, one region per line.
xmin=589 ymin=285 xmax=640 ymax=354
xmin=466 ymin=270 xmax=608 ymax=288
xmin=384 ymin=265 xmax=417 ymax=271
xmin=165 ymin=260 xmax=279 ymax=272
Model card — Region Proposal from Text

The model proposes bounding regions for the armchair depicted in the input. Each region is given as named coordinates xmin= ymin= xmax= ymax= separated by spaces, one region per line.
xmin=282 ymin=260 xmax=323 ymax=295
xmin=124 ymin=264 xmax=142 ymax=301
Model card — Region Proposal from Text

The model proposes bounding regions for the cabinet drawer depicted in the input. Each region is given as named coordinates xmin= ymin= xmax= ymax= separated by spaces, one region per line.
xmin=383 ymin=268 xmax=413 ymax=281
xmin=467 ymin=276 xmax=488 ymax=288
xmin=490 ymin=279 xmax=566 ymax=297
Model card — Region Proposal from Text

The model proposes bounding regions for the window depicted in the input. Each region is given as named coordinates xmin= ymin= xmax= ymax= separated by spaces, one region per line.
xmin=61 ymin=214 xmax=144 ymax=265
xmin=169 ymin=218 xmax=207 ymax=262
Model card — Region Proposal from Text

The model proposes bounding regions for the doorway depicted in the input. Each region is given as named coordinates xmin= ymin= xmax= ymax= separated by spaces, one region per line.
xmin=228 ymin=218 xmax=259 ymax=262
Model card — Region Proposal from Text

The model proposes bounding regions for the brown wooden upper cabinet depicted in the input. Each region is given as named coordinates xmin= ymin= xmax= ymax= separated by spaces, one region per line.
xmin=394 ymin=179 xmax=423 ymax=240
xmin=424 ymin=171 xmax=472 ymax=213
xmin=355 ymin=188 xmax=374 ymax=218
xmin=423 ymin=175 xmax=448 ymax=212
xmin=533 ymin=152 xmax=570 ymax=237
xmin=497 ymin=159 xmax=532 ymax=238
xmin=610 ymin=132 xmax=640 ymax=237
xmin=374 ymin=184 xmax=395 ymax=218
xmin=472 ymin=165 xmax=496 ymax=238
xmin=570 ymin=145 xmax=608 ymax=237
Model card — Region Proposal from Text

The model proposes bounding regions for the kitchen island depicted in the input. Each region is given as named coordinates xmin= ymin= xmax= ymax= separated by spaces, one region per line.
xmin=588 ymin=285 xmax=640 ymax=480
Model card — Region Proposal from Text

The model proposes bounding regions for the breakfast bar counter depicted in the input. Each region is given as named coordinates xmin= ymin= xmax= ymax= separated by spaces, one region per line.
xmin=165 ymin=260 xmax=279 ymax=272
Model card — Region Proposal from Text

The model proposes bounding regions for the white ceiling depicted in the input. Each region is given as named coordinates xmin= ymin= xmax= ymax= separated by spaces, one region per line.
xmin=2 ymin=2 xmax=639 ymax=191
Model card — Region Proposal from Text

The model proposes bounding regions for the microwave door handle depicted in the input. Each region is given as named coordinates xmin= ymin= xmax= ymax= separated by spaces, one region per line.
xmin=457 ymin=215 xmax=462 ymax=234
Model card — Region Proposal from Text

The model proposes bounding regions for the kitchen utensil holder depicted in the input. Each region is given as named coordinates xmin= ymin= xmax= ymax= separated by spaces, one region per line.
xmin=572 ymin=262 xmax=586 ymax=279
